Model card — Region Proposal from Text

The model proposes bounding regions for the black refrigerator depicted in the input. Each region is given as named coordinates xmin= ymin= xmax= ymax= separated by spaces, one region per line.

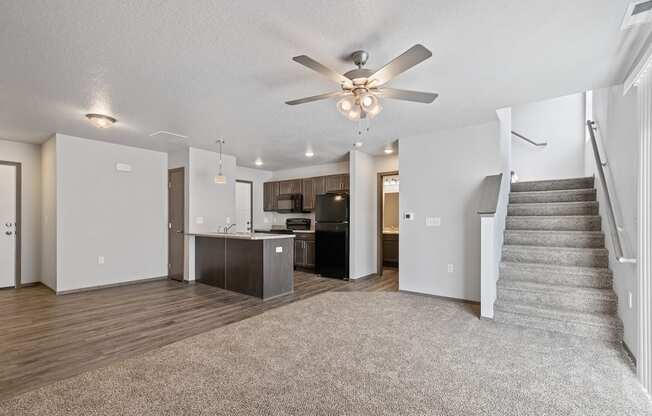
xmin=315 ymin=193 xmax=349 ymax=279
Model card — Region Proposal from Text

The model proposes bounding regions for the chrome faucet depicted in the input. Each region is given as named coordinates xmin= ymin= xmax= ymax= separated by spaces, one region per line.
xmin=223 ymin=224 xmax=236 ymax=233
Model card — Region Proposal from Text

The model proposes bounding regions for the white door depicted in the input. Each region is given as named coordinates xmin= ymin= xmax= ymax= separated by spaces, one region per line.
xmin=235 ymin=181 xmax=252 ymax=233
xmin=0 ymin=164 xmax=17 ymax=288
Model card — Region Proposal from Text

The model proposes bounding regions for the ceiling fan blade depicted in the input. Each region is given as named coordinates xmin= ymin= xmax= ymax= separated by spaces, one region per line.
xmin=292 ymin=55 xmax=352 ymax=86
xmin=285 ymin=91 xmax=345 ymax=105
xmin=376 ymin=88 xmax=439 ymax=103
xmin=368 ymin=44 xmax=432 ymax=86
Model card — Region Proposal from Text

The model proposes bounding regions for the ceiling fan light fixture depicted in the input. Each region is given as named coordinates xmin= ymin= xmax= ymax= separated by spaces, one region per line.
xmin=360 ymin=93 xmax=377 ymax=110
xmin=346 ymin=106 xmax=362 ymax=121
xmin=366 ymin=103 xmax=382 ymax=119
xmin=336 ymin=96 xmax=355 ymax=114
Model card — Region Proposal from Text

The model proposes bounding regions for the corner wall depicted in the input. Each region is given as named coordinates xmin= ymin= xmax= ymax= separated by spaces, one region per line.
xmin=349 ymin=150 xmax=377 ymax=279
xmin=399 ymin=122 xmax=501 ymax=301
xmin=40 ymin=137 xmax=57 ymax=290
xmin=55 ymin=134 xmax=168 ymax=292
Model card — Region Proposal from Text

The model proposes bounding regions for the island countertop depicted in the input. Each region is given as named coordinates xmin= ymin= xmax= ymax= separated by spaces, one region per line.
xmin=187 ymin=232 xmax=295 ymax=240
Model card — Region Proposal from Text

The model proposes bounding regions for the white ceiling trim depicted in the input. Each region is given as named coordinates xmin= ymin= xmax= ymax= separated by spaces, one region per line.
xmin=625 ymin=36 xmax=652 ymax=94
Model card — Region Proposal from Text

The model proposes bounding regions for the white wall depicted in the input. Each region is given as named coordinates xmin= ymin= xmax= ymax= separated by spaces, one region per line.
xmin=187 ymin=147 xmax=237 ymax=234
xmin=349 ymin=150 xmax=377 ymax=279
xmin=591 ymin=85 xmax=639 ymax=357
xmin=55 ymin=134 xmax=168 ymax=292
xmin=0 ymin=139 xmax=42 ymax=285
xmin=512 ymin=93 xmax=585 ymax=181
xmin=400 ymin=122 xmax=501 ymax=301
xmin=40 ymin=137 xmax=57 ymax=290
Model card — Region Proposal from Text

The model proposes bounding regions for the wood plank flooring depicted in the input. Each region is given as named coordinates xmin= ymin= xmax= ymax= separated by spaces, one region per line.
xmin=0 ymin=269 xmax=397 ymax=400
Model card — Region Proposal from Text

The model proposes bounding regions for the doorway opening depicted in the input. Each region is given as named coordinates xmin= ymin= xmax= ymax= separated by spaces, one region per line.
xmin=235 ymin=180 xmax=253 ymax=233
xmin=168 ymin=168 xmax=185 ymax=281
xmin=0 ymin=161 xmax=21 ymax=289
xmin=377 ymin=171 xmax=399 ymax=276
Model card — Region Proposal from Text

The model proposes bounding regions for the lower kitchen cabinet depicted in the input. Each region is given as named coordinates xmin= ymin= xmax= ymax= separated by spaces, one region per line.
xmin=294 ymin=233 xmax=315 ymax=270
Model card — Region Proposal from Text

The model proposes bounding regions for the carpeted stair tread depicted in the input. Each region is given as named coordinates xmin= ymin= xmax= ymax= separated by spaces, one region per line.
xmin=504 ymin=229 xmax=605 ymax=248
xmin=511 ymin=176 xmax=594 ymax=192
xmin=502 ymin=245 xmax=609 ymax=267
xmin=494 ymin=300 xmax=623 ymax=342
xmin=497 ymin=279 xmax=617 ymax=314
xmin=499 ymin=261 xmax=613 ymax=288
xmin=509 ymin=188 xmax=597 ymax=204
xmin=507 ymin=201 xmax=599 ymax=216
xmin=506 ymin=215 xmax=601 ymax=231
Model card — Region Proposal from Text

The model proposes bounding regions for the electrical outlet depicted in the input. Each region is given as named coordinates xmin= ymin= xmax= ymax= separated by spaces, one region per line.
xmin=226 ymin=217 xmax=231 ymax=224
xmin=275 ymin=246 xmax=283 ymax=253
xmin=98 ymin=256 xmax=105 ymax=265
xmin=447 ymin=264 xmax=454 ymax=273
xmin=426 ymin=217 xmax=441 ymax=227
xmin=628 ymin=291 xmax=633 ymax=309
xmin=195 ymin=216 xmax=204 ymax=225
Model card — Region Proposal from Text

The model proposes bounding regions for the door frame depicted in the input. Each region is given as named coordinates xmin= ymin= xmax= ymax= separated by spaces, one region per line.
xmin=0 ymin=161 xmax=21 ymax=288
xmin=377 ymin=170 xmax=399 ymax=276
xmin=168 ymin=167 xmax=185 ymax=281
xmin=236 ymin=179 xmax=253 ymax=232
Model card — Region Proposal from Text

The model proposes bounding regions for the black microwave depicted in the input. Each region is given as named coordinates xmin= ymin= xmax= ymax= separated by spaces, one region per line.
xmin=277 ymin=193 xmax=303 ymax=213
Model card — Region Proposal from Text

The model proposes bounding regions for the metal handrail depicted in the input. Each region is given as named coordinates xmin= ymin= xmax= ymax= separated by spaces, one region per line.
xmin=511 ymin=131 xmax=548 ymax=147
xmin=587 ymin=120 xmax=636 ymax=264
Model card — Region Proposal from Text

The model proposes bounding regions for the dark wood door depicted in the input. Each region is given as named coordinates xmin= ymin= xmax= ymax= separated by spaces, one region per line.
xmin=168 ymin=168 xmax=185 ymax=281
xmin=279 ymin=179 xmax=302 ymax=195
xmin=263 ymin=181 xmax=279 ymax=211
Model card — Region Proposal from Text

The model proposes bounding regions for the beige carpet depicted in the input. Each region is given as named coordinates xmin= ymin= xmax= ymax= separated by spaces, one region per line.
xmin=1 ymin=292 xmax=650 ymax=415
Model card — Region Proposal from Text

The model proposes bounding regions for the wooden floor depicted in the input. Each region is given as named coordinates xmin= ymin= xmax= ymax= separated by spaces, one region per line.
xmin=0 ymin=269 xmax=397 ymax=400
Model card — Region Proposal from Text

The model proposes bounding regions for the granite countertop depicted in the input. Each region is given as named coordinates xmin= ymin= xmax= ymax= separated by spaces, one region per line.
xmin=188 ymin=232 xmax=295 ymax=240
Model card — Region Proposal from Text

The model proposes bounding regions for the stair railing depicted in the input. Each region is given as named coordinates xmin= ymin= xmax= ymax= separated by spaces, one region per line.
xmin=587 ymin=120 xmax=636 ymax=264
xmin=511 ymin=131 xmax=548 ymax=147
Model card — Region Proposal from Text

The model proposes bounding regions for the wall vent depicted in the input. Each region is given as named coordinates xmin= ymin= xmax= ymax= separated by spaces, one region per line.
xmin=622 ymin=0 xmax=652 ymax=29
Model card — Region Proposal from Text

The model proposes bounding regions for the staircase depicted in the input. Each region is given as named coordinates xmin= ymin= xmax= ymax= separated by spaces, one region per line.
xmin=494 ymin=176 xmax=623 ymax=342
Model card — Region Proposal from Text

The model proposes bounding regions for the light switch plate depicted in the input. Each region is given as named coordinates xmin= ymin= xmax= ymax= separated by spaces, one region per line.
xmin=195 ymin=217 xmax=204 ymax=225
xmin=98 ymin=256 xmax=105 ymax=265
xmin=275 ymin=246 xmax=283 ymax=253
xmin=426 ymin=217 xmax=441 ymax=227
xmin=447 ymin=264 xmax=454 ymax=273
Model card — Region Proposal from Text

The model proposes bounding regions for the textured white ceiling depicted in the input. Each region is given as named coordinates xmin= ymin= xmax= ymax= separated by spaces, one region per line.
xmin=0 ymin=0 xmax=650 ymax=170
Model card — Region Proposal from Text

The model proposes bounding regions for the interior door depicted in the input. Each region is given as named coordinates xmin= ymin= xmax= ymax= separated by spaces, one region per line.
xmin=0 ymin=164 xmax=17 ymax=288
xmin=235 ymin=180 xmax=253 ymax=233
xmin=168 ymin=168 xmax=185 ymax=281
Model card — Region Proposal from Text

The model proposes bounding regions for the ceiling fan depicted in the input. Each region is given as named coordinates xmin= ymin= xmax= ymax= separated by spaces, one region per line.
xmin=285 ymin=44 xmax=438 ymax=121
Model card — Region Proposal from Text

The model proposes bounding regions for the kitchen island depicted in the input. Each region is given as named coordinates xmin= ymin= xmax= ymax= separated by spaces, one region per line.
xmin=190 ymin=232 xmax=295 ymax=300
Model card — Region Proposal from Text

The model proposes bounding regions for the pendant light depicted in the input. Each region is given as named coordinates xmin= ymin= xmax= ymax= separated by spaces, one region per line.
xmin=214 ymin=139 xmax=227 ymax=185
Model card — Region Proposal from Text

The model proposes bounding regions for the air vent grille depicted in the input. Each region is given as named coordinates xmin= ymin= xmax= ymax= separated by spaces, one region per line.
xmin=633 ymin=0 xmax=652 ymax=15
xmin=622 ymin=0 xmax=652 ymax=29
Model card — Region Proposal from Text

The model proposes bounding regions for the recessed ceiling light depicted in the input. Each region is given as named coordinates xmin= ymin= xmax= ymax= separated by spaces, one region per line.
xmin=384 ymin=146 xmax=394 ymax=154
xmin=85 ymin=113 xmax=116 ymax=129
xmin=255 ymin=158 xmax=264 ymax=166
xmin=353 ymin=141 xmax=363 ymax=148
xmin=305 ymin=150 xmax=314 ymax=158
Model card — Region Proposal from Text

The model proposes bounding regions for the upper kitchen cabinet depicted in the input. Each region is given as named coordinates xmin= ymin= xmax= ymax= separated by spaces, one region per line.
xmin=263 ymin=181 xmax=280 ymax=211
xmin=326 ymin=174 xmax=349 ymax=192
xmin=302 ymin=176 xmax=325 ymax=211
xmin=279 ymin=179 xmax=302 ymax=195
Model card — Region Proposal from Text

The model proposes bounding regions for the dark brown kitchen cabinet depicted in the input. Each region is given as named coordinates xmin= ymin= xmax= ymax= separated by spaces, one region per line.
xmin=263 ymin=181 xmax=280 ymax=212
xmin=301 ymin=178 xmax=315 ymax=211
xmin=279 ymin=179 xmax=302 ymax=195
xmin=382 ymin=233 xmax=399 ymax=266
xmin=294 ymin=233 xmax=315 ymax=270
xmin=325 ymin=174 xmax=349 ymax=192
